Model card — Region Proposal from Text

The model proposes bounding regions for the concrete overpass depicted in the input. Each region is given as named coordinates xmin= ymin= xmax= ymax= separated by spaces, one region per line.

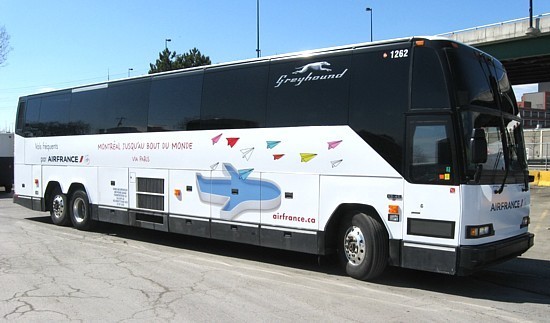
xmin=440 ymin=13 xmax=550 ymax=85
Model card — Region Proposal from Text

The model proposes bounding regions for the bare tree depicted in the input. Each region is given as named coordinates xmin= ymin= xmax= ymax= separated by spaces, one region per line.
xmin=0 ymin=25 xmax=11 ymax=66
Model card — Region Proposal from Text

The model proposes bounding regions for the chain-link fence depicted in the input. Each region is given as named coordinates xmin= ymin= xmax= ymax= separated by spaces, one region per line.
xmin=524 ymin=128 xmax=550 ymax=170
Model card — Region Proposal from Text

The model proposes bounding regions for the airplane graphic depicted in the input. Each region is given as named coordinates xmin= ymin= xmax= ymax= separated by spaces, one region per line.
xmin=212 ymin=133 xmax=223 ymax=145
xmin=210 ymin=162 xmax=220 ymax=170
xmin=273 ymin=154 xmax=285 ymax=160
xmin=227 ymin=137 xmax=240 ymax=148
xmin=266 ymin=141 xmax=281 ymax=149
xmin=327 ymin=140 xmax=342 ymax=150
xmin=300 ymin=153 xmax=317 ymax=163
xmin=240 ymin=147 xmax=254 ymax=161
xmin=238 ymin=168 xmax=254 ymax=180
xmin=331 ymin=159 xmax=343 ymax=168
xmin=196 ymin=163 xmax=282 ymax=219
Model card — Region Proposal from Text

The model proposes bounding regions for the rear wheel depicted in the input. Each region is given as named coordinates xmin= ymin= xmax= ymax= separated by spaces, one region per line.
xmin=338 ymin=212 xmax=388 ymax=280
xmin=69 ymin=190 xmax=95 ymax=231
xmin=50 ymin=187 xmax=70 ymax=226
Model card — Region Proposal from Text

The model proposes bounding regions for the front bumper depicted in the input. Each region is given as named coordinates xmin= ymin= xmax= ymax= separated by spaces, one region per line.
xmin=457 ymin=232 xmax=534 ymax=275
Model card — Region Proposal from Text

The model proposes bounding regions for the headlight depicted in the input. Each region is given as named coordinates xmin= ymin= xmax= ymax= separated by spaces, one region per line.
xmin=466 ymin=224 xmax=494 ymax=239
xmin=520 ymin=216 xmax=530 ymax=228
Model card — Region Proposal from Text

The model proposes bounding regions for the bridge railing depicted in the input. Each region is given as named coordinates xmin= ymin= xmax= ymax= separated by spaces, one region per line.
xmin=437 ymin=13 xmax=550 ymax=38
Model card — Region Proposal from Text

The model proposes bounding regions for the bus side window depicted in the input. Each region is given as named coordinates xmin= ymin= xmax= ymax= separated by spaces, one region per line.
xmin=149 ymin=72 xmax=202 ymax=132
xmin=103 ymin=80 xmax=150 ymax=134
xmin=24 ymin=98 xmax=41 ymax=137
xmin=15 ymin=101 xmax=26 ymax=137
xmin=266 ymin=54 xmax=351 ymax=127
xmin=39 ymin=93 xmax=71 ymax=136
xmin=201 ymin=64 xmax=268 ymax=129
xmin=408 ymin=120 xmax=453 ymax=184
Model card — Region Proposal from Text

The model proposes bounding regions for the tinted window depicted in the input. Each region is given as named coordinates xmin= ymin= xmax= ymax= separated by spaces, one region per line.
xmin=101 ymin=80 xmax=150 ymax=133
xmin=266 ymin=54 xmax=351 ymax=127
xmin=15 ymin=100 xmax=26 ymax=136
xmin=25 ymin=97 xmax=41 ymax=126
xmin=201 ymin=64 xmax=268 ymax=129
xmin=349 ymin=44 xmax=411 ymax=172
xmin=149 ymin=72 xmax=202 ymax=131
xmin=411 ymin=47 xmax=450 ymax=109
xmin=70 ymin=86 xmax=107 ymax=135
xmin=408 ymin=120 xmax=453 ymax=184
xmin=447 ymin=46 xmax=495 ymax=109
xmin=39 ymin=93 xmax=71 ymax=136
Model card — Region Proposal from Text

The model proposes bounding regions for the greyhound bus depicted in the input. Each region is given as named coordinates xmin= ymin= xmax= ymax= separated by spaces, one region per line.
xmin=13 ymin=37 xmax=534 ymax=280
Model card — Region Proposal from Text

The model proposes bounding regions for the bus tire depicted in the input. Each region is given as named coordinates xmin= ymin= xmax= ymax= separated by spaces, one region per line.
xmin=338 ymin=212 xmax=388 ymax=280
xmin=69 ymin=190 xmax=95 ymax=231
xmin=50 ymin=187 xmax=71 ymax=226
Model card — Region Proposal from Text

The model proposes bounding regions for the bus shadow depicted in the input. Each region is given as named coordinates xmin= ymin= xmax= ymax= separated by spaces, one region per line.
xmin=371 ymin=257 xmax=550 ymax=305
xmin=24 ymin=215 xmax=550 ymax=305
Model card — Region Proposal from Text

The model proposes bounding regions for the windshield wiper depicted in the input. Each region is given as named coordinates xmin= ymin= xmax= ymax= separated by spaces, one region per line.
xmin=488 ymin=75 xmax=509 ymax=194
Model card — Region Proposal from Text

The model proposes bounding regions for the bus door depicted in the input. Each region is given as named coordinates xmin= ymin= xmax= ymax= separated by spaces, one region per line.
xmin=402 ymin=115 xmax=461 ymax=274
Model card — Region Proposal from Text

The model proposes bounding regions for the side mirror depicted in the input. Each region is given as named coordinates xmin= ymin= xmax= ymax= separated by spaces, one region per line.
xmin=470 ymin=128 xmax=488 ymax=164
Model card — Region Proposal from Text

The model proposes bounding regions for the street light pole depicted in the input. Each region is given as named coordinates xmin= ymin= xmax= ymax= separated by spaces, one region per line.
xmin=256 ymin=0 xmax=261 ymax=57
xmin=128 ymin=68 xmax=133 ymax=77
xmin=366 ymin=7 xmax=373 ymax=42
xmin=165 ymin=38 xmax=171 ymax=50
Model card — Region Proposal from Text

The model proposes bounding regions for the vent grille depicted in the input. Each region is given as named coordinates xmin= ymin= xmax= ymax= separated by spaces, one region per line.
xmin=137 ymin=178 xmax=164 ymax=194
xmin=137 ymin=194 xmax=164 ymax=211
xmin=136 ymin=177 xmax=165 ymax=211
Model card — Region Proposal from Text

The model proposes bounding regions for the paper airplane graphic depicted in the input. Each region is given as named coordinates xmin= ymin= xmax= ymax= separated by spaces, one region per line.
xmin=210 ymin=162 xmax=220 ymax=170
xmin=196 ymin=163 xmax=281 ymax=219
xmin=300 ymin=153 xmax=317 ymax=163
xmin=331 ymin=159 xmax=343 ymax=168
xmin=227 ymin=137 xmax=240 ymax=148
xmin=212 ymin=133 xmax=222 ymax=145
xmin=273 ymin=154 xmax=285 ymax=160
xmin=266 ymin=141 xmax=281 ymax=149
xmin=240 ymin=147 xmax=254 ymax=161
xmin=238 ymin=168 xmax=254 ymax=180
xmin=327 ymin=140 xmax=342 ymax=150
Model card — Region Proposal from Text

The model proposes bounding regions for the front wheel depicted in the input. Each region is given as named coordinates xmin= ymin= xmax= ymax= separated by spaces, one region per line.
xmin=69 ymin=190 xmax=95 ymax=231
xmin=338 ymin=212 xmax=388 ymax=281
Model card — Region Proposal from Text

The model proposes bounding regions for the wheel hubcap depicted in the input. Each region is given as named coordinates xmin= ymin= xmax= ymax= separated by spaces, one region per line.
xmin=52 ymin=195 xmax=65 ymax=218
xmin=344 ymin=226 xmax=366 ymax=265
xmin=72 ymin=197 xmax=87 ymax=223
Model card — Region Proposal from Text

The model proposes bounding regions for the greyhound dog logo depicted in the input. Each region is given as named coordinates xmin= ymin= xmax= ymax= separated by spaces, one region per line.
xmin=274 ymin=61 xmax=348 ymax=88
xmin=292 ymin=61 xmax=332 ymax=74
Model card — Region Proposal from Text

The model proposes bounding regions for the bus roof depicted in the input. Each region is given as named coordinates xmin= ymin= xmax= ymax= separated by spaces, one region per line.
xmin=20 ymin=36 xmax=466 ymax=99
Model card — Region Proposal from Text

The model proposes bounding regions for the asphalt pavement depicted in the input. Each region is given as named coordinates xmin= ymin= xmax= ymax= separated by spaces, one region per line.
xmin=0 ymin=186 xmax=548 ymax=321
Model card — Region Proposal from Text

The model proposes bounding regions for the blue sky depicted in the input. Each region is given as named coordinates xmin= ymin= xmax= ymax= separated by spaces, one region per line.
xmin=1 ymin=0 xmax=550 ymax=132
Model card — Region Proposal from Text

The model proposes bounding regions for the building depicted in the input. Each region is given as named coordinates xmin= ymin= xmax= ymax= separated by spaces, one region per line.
xmin=518 ymin=83 xmax=550 ymax=128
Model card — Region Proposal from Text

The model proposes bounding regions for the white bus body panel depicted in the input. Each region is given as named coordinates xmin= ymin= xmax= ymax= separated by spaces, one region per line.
xmin=403 ymin=182 xmax=461 ymax=246
xmin=42 ymin=165 xmax=98 ymax=202
xmin=319 ymin=175 xmax=403 ymax=239
xmin=460 ymin=184 xmax=530 ymax=245
xmin=98 ymin=167 xmax=129 ymax=208
xmin=260 ymin=172 xmax=319 ymax=231
xmin=169 ymin=170 xmax=210 ymax=218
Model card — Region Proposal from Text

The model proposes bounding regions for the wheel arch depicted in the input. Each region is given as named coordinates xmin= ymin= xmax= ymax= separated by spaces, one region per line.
xmin=323 ymin=203 xmax=387 ymax=254
xmin=44 ymin=181 xmax=92 ymax=211
xmin=67 ymin=182 xmax=88 ymax=199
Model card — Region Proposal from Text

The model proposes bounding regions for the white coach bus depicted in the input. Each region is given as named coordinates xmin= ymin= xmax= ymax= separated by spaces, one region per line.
xmin=13 ymin=37 xmax=534 ymax=280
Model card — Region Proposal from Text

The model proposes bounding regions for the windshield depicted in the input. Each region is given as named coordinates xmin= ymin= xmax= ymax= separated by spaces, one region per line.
xmin=447 ymin=44 xmax=528 ymax=185
xmin=461 ymin=110 xmax=527 ymax=183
